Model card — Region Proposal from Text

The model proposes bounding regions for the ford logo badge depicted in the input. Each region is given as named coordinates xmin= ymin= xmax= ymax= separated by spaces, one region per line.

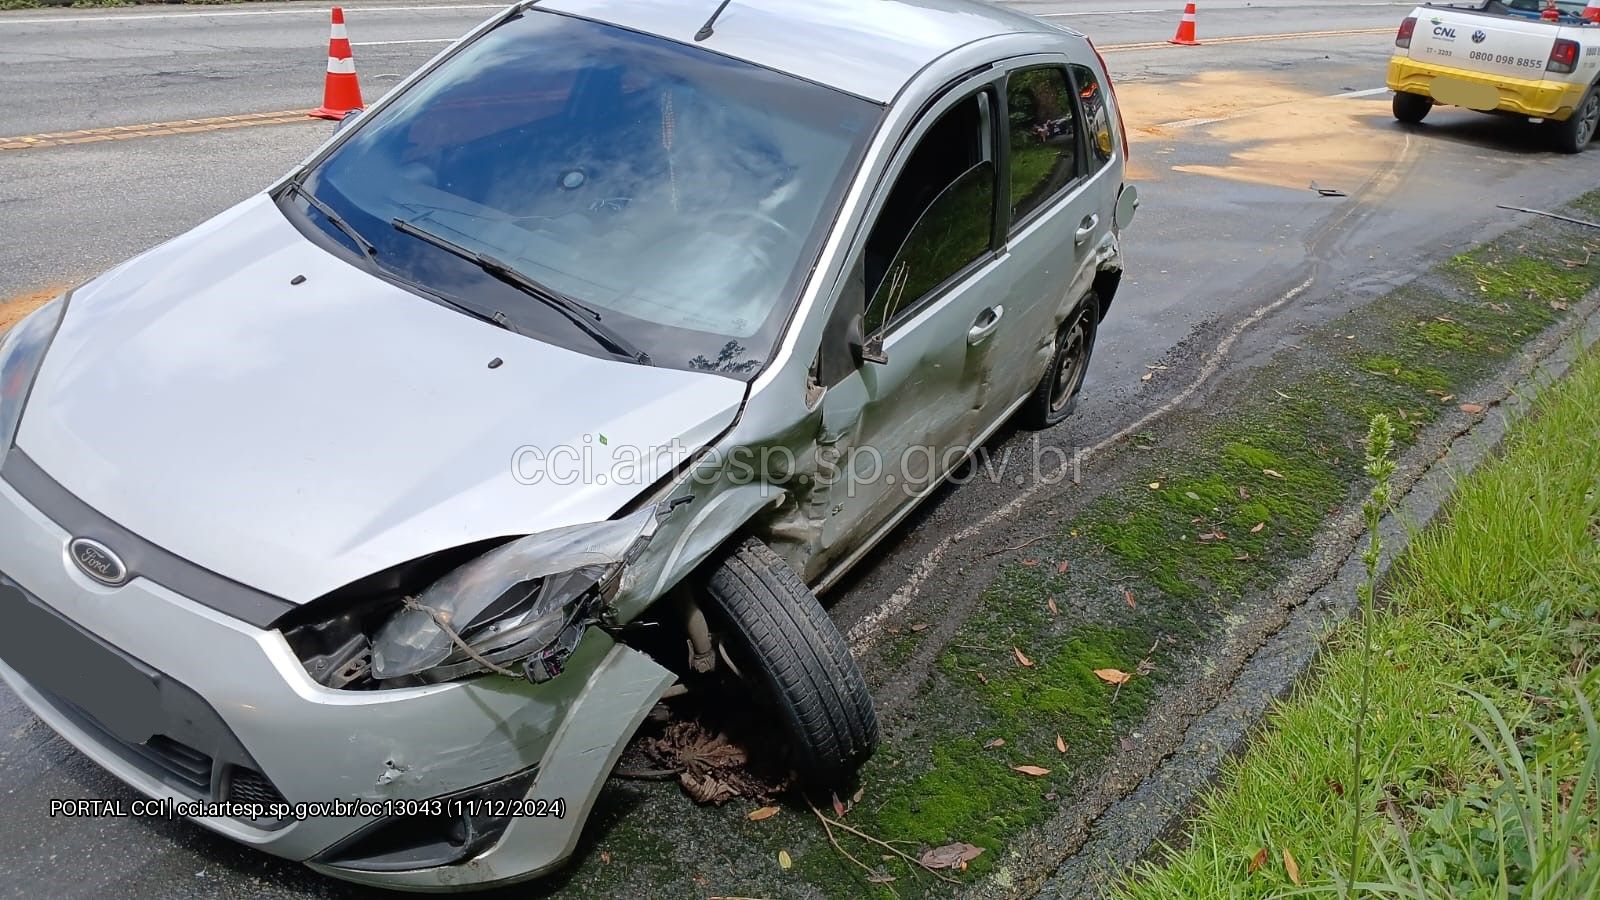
xmin=69 ymin=538 xmax=129 ymax=587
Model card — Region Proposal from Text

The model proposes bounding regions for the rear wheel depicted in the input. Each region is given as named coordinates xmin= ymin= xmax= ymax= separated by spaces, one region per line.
xmin=700 ymin=537 xmax=878 ymax=787
xmin=1551 ymin=89 xmax=1600 ymax=154
xmin=1392 ymin=91 xmax=1432 ymax=124
xmin=1020 ymin=295 xmax=1099 ymax=430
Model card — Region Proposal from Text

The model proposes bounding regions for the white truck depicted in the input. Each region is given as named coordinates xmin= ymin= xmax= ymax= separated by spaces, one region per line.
xmin=1388 ymin=0 xmax=1600 ymax=151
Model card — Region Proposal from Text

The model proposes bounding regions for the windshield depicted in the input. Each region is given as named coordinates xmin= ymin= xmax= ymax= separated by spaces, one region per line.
xmin=286 ymin=10 xmax=880 ymax=378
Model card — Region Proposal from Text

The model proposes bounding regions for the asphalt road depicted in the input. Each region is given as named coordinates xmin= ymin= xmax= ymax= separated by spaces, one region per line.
xmin=4 ymin=1 xmax=1600 ymax=897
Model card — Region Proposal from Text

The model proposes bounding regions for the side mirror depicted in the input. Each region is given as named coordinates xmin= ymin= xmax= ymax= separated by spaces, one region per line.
xmin=335 ymin=108 xmax=365 ymax=132
xmin=846 ymin=313 xmax=888 ymax=367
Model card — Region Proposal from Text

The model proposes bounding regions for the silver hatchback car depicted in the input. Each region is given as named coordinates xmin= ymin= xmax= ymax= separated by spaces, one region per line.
xmin=0 ymin=0 xmax=1134 ymax=890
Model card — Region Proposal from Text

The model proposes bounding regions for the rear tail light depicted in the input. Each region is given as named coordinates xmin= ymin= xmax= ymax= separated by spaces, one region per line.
xmin=1087 ymin=38 xmax=1130 ymax=161
xmin=1549 ymin=38 xmax=1580 ymax=74
xmin=1396 ymin=16 xmax=1417 ymax=48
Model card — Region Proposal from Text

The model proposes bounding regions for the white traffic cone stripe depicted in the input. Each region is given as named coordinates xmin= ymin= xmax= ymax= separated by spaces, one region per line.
xmin=327 ymin=57 xmax=356 ymax=74
xmin=330 ymin=23 xmax=348 ymax=39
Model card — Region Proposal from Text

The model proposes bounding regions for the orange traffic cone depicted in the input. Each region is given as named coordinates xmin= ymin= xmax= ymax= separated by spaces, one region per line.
xmin=1584 ymin=0 xmax=1600 ymax=22
xmin=1169 ymin=2 xmax=1201 ymax=45
xmin=311 ymin=7 xmax=364 ymax=120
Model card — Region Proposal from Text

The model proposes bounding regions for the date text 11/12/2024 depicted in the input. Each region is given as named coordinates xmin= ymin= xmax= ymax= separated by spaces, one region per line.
xmin=48 ymin=796 xmax=569 ymax=821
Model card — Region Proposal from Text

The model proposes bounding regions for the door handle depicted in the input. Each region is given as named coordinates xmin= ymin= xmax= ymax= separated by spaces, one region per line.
xmin=1075 ymin=214 xmax=1099 ymax=246
xmin=967 ymin=305 xmax=1004 ymax=345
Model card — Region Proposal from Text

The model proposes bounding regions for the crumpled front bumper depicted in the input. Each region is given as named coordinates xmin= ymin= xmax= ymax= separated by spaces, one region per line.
xmin=0 ymin=472 xmax=672 ymax=890
xmin=1387 ymin=56 xmax=1585 ymax=120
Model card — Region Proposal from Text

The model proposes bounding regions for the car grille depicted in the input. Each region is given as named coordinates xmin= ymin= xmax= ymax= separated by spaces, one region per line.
xmin=134 ymin=734 xmax=212 ymax=796
xmin=227 ymin=766 xmax=288 ymax=808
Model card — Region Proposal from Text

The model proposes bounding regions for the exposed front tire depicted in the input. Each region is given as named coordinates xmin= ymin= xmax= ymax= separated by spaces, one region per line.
xmin=1392 ymin=91 xmax=1432 ymax=124
xmin=700 ymin=537 xmax=878 ymax=786
xmin=1020 ymin=294 xmax=1099 ymax=430
xmin=1551 ymin=89 xmax=1600 ymax=154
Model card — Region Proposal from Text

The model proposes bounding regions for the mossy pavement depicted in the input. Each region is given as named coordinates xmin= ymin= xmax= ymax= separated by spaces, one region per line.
xmin=524 ymin=196 xmax=1600 ymax=899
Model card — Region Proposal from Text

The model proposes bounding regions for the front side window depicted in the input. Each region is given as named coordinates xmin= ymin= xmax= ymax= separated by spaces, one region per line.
xmin=285 ymin=11 xmax=881 ymax=378
xmin=862 ymin=92 xmax=996 ymax=334
xmin=1006 ymin=66 xmax=1079 ymax=225
xmin=1072 ymin=63 xmax=1115 ymax=172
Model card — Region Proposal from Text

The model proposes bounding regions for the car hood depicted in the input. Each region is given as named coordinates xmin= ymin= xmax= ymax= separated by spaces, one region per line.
xmin=17 ymin=194 xmax=746 ymax=603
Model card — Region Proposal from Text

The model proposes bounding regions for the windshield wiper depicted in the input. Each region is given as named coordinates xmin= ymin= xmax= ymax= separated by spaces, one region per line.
xmin=282 ymin=180 xmax=378 ymax=263
xmin=392 ymin=216 xmax=651 ymax=365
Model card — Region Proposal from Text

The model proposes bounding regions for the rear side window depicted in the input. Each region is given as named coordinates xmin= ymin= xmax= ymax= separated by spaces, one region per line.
xmin=1006 ymin=66 xmax=1079 ymax=225
xmin=862 ymin=92 xmax=997 ymax=333
xmin=1072 ymin=63 xmax=1115 ymax=172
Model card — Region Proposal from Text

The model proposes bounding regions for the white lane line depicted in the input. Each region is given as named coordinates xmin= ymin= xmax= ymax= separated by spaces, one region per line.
xmin=1039 ymin=8 xmax=1167 ymax=16
xmin=1157 ymin=86 xmax=1387 ymax=129
xmin=0 ymin=5 xmax=503 ymax=26
xmin=352 ymin=38 xmax=457 ymax=46
xmin=847 ymin=275 xmax=1318 ymax=657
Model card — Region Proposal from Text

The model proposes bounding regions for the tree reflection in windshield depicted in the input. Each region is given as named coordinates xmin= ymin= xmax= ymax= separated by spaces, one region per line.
xmin=297 ymin=10 xmax=881 ymax=378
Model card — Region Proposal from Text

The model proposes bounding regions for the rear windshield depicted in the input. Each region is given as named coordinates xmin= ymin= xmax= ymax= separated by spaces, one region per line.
xmin=288 ymin=10 xmax=881 ymax=378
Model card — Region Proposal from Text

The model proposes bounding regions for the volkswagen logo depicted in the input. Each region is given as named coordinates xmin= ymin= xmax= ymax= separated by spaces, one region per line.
xmin=69 ymin=538 xmax=129 ymax=587
xmin=1472 ymin=30 xmax=1487 ymax=43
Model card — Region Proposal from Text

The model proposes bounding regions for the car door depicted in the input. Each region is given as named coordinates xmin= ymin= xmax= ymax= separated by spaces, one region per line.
xmin=997 ymin=57 xmax=1119 ymax=392
xmin=807 ymin=74 xmax=1011 ymax=565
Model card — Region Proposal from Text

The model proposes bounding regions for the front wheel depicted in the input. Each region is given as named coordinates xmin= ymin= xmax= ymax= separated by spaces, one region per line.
xmin=1020 ymin=295 xmax=1099 ymax=430
xmin=1392 ymin=91 xmax=1432 ymax=124
xmin=699 ymin=537 xmax=879 ymax=787
xmin=1551 ymin=89 xmax=1600 ymax=154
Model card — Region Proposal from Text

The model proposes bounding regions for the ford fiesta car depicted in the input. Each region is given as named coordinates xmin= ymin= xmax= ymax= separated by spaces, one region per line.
xmin=0 ymin=0 xmax=1134 ymax=889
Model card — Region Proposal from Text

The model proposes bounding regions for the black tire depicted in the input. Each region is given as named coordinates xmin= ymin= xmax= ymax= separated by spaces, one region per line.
xmin=1020 ymin=294 xmax=1099 ymax=430
xmin=1392 ymin=91 xmax=1432 ymax=124
xmin=1551 ymin=89 xmax=1600 ymax=154
xmin=700 ymin=537 xmax=879 ymax=786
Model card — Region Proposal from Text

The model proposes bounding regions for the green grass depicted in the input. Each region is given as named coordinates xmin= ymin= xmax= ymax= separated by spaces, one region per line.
xmin=1115 ymin=344 xmax=1600 ymax=897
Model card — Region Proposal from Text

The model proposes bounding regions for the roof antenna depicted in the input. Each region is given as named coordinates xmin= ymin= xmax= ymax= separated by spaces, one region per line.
xmin=694 ymin=0 xmax=734 ymax=41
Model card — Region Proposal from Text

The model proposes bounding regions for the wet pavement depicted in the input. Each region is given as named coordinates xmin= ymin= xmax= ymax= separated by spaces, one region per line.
xmin=4 ymin=1 xmax=1600 ymax=896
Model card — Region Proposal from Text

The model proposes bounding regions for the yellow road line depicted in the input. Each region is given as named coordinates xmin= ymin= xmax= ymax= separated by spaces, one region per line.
xmin=1101 ymin=26 xmax=1393 ymax=53
xmin=0 ymin=109 xmax=312 ymax=151
xmin=0 ymin=25 xmax=1396 ymax=154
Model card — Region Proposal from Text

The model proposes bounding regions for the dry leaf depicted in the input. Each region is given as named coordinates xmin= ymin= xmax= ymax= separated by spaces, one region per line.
xmin=984 ymin=737 xmax=1006 ymax=749
xmin=601 ymin=850 xmax=612 ymax=864
xmin=1047 ymin=597 xmax=1059 ymax=616
xmin=909 ymin=622 xmax=929 ymax=633
xmin=1250 ymin=522 xmax=1266 ymax=533
xmin=1262 ymin=469 xmax=1285 ymax=479
xmin=1459 ymin=402 xmax=1485 ymax=414
xmin=1124 ymin=588 xmax=1137 ymax=609
xmin=778 ymin=849 xmax=793 ymax=870
xmin=853 ymin=787 xmax=865 ymax=805
xmin=1094 ymin=668 xmax=1132 ymax=685
xmin=1148 ymin=481 xmax=1161 ymax=490
xmin=1056 ymin=734 xmax=1068 ymax=754
xmin=868 ymin=874 xmax=897 ymax=884
xmin=1012 ymin=764 xmax=1052 ymax=777
xmin=832 ymin=792 xmax=847 ymax=817
xmin=1247 ymin=847 xmax=1267 ymax=873
xmin=1021 ymin=558 xmax=1039 ymax=567
xmin=1185 ymin=490 xmax=1202 ymax=500
xmin=1014 ymin=646 xmax=1035 ymax=668
xmin=1141 ymin=371 xmax=1154 ymax=382
xmin=1283 ymin=848 xmax=1301 ymax=885
xmin=920 ymin=842 xmax=984 ymax=870
xmin=1120 ymin=736 xmax=1135 ymax=752
xmin=1057 ymin=560 xmax=1069 ymax=574
xmin=747 ymin=805 xmax=780 ymax=821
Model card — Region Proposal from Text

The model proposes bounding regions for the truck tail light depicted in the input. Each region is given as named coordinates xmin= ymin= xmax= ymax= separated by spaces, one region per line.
xmin=1088 ymin=38 xmax=1130 ymax=161
xmin=1549 ymin=39 xmax=1580 ymax=74
xmin=1395 ymin=16 xmax=1417 ymax=48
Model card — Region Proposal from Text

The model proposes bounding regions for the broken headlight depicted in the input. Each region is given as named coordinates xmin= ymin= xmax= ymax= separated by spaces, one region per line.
xmin=0 ymin=294 xmax=68 ymax=453
xmin=369 ymin=504 xmax=664 ymax=684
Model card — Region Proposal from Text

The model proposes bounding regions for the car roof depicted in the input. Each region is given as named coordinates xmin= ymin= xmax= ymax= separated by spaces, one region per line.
xmin=534 ymin=0 xmax=1062 ymax=102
